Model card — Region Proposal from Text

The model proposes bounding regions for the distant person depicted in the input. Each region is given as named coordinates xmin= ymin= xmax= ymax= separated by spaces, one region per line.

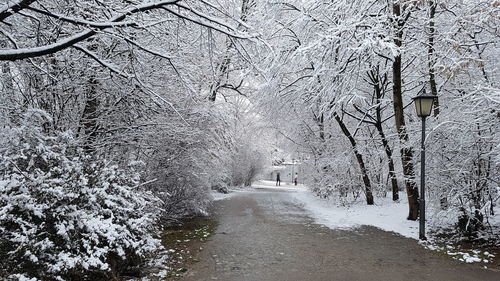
xmin=276 ymin=172 xmax=281 ymax=186
xmin=294 ymin=173 xmax=298 ymax=186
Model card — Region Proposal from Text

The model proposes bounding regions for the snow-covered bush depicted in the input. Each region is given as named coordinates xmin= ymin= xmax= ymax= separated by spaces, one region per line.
xmin=230 ymin=144 xmax=266 ymax=187
xmin=145 ymin=131 xmax=213 ymax=221
xmin=0 ymin=111 xmax=161 ymax=280
xmin=425 ymin=90 xmax=500 ymax=239
xmin=141 ymin=110 xmax=216 ymax=221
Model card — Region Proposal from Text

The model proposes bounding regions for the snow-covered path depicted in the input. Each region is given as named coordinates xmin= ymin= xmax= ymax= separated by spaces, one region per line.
xmin=187 ymin=188 xmax=500 ymax=281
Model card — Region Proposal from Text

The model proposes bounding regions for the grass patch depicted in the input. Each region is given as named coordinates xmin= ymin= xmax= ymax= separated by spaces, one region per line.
xmin=160 ymin=217 xmax=218 ymax=279
xmin=425 ymin=228 xmax=500 ymax=269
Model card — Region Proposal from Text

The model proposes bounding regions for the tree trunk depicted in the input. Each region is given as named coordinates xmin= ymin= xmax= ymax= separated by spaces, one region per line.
xmin=209 ymin=54 xmax=231 ymax=101
xmin=428 ymin=0 xmax=439 ymax=116
xmin=81 ymin=76 xmax=100 ymax=153
xmin=318 ymin=113 xmax=325 ymax=140
xmin=392 ymin=1 xmax=419 ymax=220
xmin=375 ymin=123 xmax=399 ymax=201
xmin=333 ymin=112 xmax=374 ymax=205
xmin=369 ymin=68 xmax=400 ymax=201
xmin=0 ymin=38 xmax=15 ymax=122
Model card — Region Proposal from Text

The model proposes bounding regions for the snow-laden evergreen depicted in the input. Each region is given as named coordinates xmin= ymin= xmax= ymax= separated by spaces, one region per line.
xmin=0 ymin=111 xmax=161 ymax=280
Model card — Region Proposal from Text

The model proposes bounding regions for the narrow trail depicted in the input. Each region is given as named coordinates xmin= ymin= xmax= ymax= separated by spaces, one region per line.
xmin=184 ymin=188 xmax=500 ymax=281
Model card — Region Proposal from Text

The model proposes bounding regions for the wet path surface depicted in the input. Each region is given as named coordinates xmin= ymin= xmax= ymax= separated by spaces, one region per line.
xmin=184 ymin=189 xmax=500 ymax=281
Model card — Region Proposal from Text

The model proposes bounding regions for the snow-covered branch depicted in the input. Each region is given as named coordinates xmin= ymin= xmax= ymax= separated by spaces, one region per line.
xmin=72 ymin=44 xmax=133 ymax=78
xmin=0 ymin=30 xmax=95 ymax=60
xmin=0 ymin=0 xmax=37 ymax=22
xmin=0 ymin=1 xmax=179 ymax=60
xmin=162 ymin=5 xmax=256 ymax=40
xmin=0 ymin=0 xmax=256 ymax=61
xmin=27 ymin=6 xmax=139 ymax=28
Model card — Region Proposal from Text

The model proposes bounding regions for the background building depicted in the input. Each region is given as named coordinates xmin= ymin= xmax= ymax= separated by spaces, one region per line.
xmin=267 ymin=160 xmax=303 ymax=184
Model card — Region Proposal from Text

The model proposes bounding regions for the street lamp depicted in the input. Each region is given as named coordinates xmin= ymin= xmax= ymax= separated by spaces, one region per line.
xmin=412 ymin=90 xmax=437 ymax=241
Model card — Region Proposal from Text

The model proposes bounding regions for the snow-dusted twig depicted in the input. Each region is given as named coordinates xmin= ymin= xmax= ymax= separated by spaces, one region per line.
xmin=162 ymin=6 xmax=256 ymax=40
xmin=27 ymin=6 xmax=139 ymax=28
xmin=72 ymin=44 xmax=133 ymax=79
xmin=135 ymin=178 xmax=158 ymax=188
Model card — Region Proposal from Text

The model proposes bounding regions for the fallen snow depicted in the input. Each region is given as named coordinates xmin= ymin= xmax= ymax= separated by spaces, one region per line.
xmin=211 ymin=191 xmax=234 ymax=201
xmin=422 ymin=243 xmax=496 ymax=264
xmin=287 ymin=188 xmax=498 ymax=264
xmin=211 ymin=189 xmax=251 ymax=201
xmin=252 ymin=180 xmax=307 ymax=192
xmin=211 ymin=181 xmax=303 ymax=201
xmin=447 ymin=251 xmax=484 ymax=263
xmin=289 ymin=189 xmax=420 ymax=239
xmin=250 ymin=180 xmax=420 ymax=239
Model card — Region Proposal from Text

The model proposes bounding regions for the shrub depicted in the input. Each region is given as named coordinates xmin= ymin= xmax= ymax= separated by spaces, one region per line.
xmin=0 ymin=111 xmax=161 ymax=280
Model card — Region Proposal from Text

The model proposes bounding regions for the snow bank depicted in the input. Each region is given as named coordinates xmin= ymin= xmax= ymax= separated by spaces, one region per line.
xmin=290 ymin=190 xmax=420 ymax=239
xmin=252 ymin=180 xmax=307 ymax=192
xmin=290 ymin=189 xmax=499 ymax=264
xmin=211 ymin=189 xmax=256 ymax=201
xmin=211 ymin=191 xmax=235 ymax=201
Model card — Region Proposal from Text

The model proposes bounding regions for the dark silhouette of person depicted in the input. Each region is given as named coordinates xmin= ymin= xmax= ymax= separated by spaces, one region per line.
xmin=276 ymin=172 xmax=281 ymax=186
xmin=294 ymin=173 xmax=298 ymax=186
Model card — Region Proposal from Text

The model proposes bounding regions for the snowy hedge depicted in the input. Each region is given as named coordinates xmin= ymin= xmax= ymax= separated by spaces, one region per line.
xmin=0 ymin=111 xmax=161 ymax=280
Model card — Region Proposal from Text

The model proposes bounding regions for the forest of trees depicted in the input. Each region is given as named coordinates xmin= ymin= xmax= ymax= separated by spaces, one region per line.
xmin=0 ymin=0 xmax=498 ymax=280
xmin=253 ymin=0 xmax=498 ymax=227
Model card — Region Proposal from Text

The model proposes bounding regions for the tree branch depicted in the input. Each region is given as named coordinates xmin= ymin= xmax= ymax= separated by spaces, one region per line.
xmin=72 ymin=44 xmax=133 ymax=78
xmin=27 ymin=6 xmax=139 ymax=28
xmin=0 ymin=29 xmax=95 ymax=60
xmin=0 ymin=0 xmax=37 ymax=22
xmin=162 ymin=5 xmax=255 ymax=39
xmin=0 ymin=0 xmax=179 ymax=60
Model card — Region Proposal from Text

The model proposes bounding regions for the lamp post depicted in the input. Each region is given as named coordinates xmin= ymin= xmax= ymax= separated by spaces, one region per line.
xmin=412 ymin=90 xmax=437 ymax=241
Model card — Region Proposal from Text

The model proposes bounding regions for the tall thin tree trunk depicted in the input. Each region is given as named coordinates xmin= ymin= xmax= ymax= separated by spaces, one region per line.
xmin=209 ymin=54 xmax=231 ymax=101
xmin=392 ymin=1 xmax=419 ymax=220
xmin=0 ymin=46 xmax=14 ymax=97
xmin=376 ymin=123 xmax=399 ymax=201
xmin=428 ymin=0 xmax=439 ymax=116
xmin=318 ymin=113 xmax=325 ymax=140
xmin=82 ymin=76 xmax=100 ymax=153
xmin=0 ymin=60 xmax=15 ymax=126
xmin=369 ymin=68 xmax=400 ymax=201
xmin=333 ymin=112 xmax=374 ymax=205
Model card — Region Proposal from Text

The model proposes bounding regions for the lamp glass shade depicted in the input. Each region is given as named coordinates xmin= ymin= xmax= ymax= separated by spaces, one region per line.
xmin=413 ymin=96 xmax=435 ymax=117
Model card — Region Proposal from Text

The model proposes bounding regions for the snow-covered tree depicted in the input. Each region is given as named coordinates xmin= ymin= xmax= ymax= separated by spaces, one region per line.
xmin=0 ymin=110 xmax=161 ymax=280
xmin=251 ymin=0 xmax=499 ymax=235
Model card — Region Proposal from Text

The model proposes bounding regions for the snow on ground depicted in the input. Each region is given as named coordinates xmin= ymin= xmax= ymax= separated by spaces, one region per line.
xmin=211 ymin=191 xmax=235 ymax=201
xmin=288 ymin=189 xmax=420 ymax=239
xmin=424 ymin=243 xmax=497 ymax=264
xmin=282 ymin=185 xmax=498 ymax=265
xmin=220 ymin=180 xmax=498 ymax=265
xmin=211 ymin=189 xmax=254 ymax=201
xmin=252 ymin=180 xmax=419 ymax=238
xmin=252 ymin=180 xmax=307 ymax=192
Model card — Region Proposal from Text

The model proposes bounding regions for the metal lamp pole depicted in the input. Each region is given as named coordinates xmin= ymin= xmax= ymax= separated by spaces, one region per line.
xmin=419 ymin=116 xmax=427 ymax=241
xmin=413 ymin=90 xmax=435 ymax=241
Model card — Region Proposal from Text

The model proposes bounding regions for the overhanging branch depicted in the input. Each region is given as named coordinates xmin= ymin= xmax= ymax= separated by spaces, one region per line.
xmin=0 ymin=0 xmax=180 ymax=60
xmin=0 ymin=0 xmax=37 ymax=22
xmin=72 ymin=44 xmax=133 ymax=79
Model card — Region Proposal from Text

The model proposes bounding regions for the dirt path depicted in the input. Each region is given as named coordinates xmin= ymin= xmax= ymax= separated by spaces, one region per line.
xmin=183 ymin=189 xmax=500 ymax=281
